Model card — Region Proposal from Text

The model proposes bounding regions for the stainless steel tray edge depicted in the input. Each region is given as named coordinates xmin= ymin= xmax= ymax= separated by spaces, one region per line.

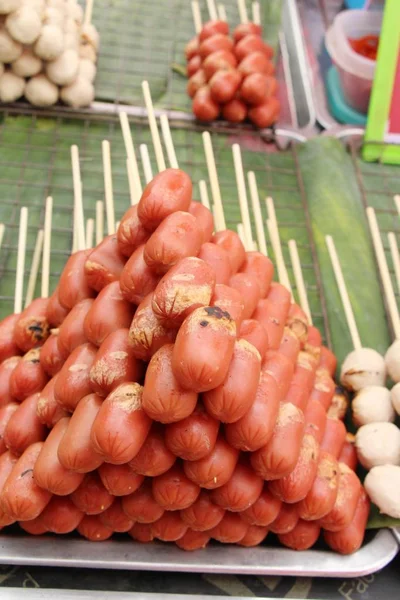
xmin=0 ymin=530 xmax=397 ymax=578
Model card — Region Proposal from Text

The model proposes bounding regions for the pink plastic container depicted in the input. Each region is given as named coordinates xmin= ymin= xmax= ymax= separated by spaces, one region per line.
xmin=325 ymin=10 xmax=382 ymax=113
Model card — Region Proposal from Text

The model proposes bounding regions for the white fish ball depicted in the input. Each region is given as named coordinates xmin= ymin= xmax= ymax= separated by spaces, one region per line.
xmin=0 ymin=0 xmax=21 ymax=15
xmin=355 ymin=422 xmax=400 ymax=470
xmin=0 ymin=26 xmax=22 ymax=62
xmin=11 ymin=48 xmax=42 ymax=77
xmin=6 ymin=6 xmax=42 ymax=45
xmin=352 ymin=385 xmax=395 ymax=427
xmin=78 ymin=58 xmax=96 ymax=83
xmin=43 ymin=6 xmax=64 ymax=27
xmin=365 ymin=465 xmax=400 ymax=519
xmin=61 ymin=76 xmax=94 ymax=108
xmin=0 ymin=69 xmax=25 ymax=102
xmin=81 ymin=23 xmax=99 ymax=51
xmin=67 ymin=3 xmax=83 ymax=24
xmin=391 ymin=382 xmax=400 ymax=416
xmin=34 ymin=24 xmax=64 ymax=61
xmin=340 ymin=347 xmax=386 ymax=392
xmin=79 ymin=42 xmax=96 ymax=63
xmin=385 ymin=339 xmax=400 ymax=383
xmin=25 ymin=74 xmax=59 ymax=107
xmin=25 ymin=0 xmax=46 ymax=14
xmin=46 ymin=48 xmax=79 ymax=86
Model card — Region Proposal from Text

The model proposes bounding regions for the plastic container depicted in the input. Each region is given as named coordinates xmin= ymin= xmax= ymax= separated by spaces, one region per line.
xmin=325 ymin=10 xmax=383 ymax=113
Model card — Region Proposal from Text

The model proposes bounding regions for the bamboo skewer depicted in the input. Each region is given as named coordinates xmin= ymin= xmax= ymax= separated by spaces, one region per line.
xmin=388 ymin=232 xmax=400 ymax=295
xmin=86 ymin=218 xmax=95 ymax=250
xmin=24 ymin=229 xmax=44 ymax=308
xmin=288 ymin=239 xmax=312 ymax=324
xmin=237 ymin=223 xmax=246 ymax=247
xmin=252 ymin=1 xmax=260 ymax=25
xmin=247 ymin=171 xmax=267 ymax=255
xmin=160 ymin=114 xmax=179 ymax=169
xmin=71 ymin=145 xmax=86 ymax=252
xmin=266 ymin=196 xmax=292 ymax=295
xmin=14 ymin=207 xmax=28 ymax=315
xmin=202 ymin=132 xmax=226 ymax=231
xmin=218 ymin=5 xmax=227 ymax=21
xmin=41 ymin=196 xmax=53 ymax=299
xmin=102 ymin=140 xmax=116 ymax=235
xmin=0 ymin=223 xmax=5 ymax=251
xmin=325 ymin=235 xmax=362 ymax=351
xmin=232 ymin=144 xmax=253 ymax=251
xmin=367 ymin=207 xmax=400 ymax=340
xmin=394 ymin=194 xmax=400 ymax=217
xmin=199 ymin=180 xmax=211 ymax=210
xmin=95 ymin=200 xmax=104 ymax=245
xmin=84 ymin=0 xmax=94 ymax=27
xmin=237 ymin=0 xmax=248 ymax=24
xmin=119 ymin=112 xmax=142 ymax=204
xmin=140 ymin=144 xmax=153 ymax=184
xmin=206 ymin=0 xmax=218 ymax=21
xmin=191 ymin=1 xmax=202 ymax=34
xmin=141 ymin=81 xmax=166 ymax=173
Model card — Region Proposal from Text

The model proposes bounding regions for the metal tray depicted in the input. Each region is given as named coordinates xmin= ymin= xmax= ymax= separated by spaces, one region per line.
xmin=0 ymin=530 xmax=398 ymax=578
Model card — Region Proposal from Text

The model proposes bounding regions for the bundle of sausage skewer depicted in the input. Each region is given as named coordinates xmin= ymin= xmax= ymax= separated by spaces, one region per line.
xmin=186 ymin=0 xmax=280 ymax=127
xmin=0 ymin=93 xmax=368 ymax=555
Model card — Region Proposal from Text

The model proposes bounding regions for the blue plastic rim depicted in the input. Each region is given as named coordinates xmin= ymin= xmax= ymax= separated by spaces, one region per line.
xmin=344 ymin=0 xmax=367 ymax=7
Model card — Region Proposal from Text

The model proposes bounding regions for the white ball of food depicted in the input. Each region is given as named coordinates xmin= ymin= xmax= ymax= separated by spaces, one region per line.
xmin=64 ymin=31 xmax=78 ymax=50
xmin=0 ymin=69 xmax=24 ymax=102
xmin=67 ymin=3 xmax=83 ymax=24
xmin=81 ymin=23 xmax=99 ymax=51
xmin=355 ymin=422 xmax=400 ymax=470
xmin=365 ymin=464 xmax=400 ymax=518
xmin=25 ymin=74 xmax=58 ymax=107
xmin=352 ymin=385 xmax=395 ymax=427
xmin=0 ymin=62 xmax=3 ymax=77
xmin=25 ymin=0 xmax=46 ymax=15
xmin=385 ymin=339 xmax=400 ymax=383
xmin=5 ymin=6 xmax=42 ymax=45
xmin=0 ymin=0 xmax=21 ymax=15
xmin=391 ymin=382 xmax=400 ymax=416
xmin=78 ymin=58 xmax=96 ymax=83
xmin=79 ymin=42 xmax=96 ymax=63
xmin=43 ymin=6 xmax=64 ymax=27
xmin=64 ymin=17 xmax=78 ymax=34
xmin=340 ymin=347 xmax=386 ymax=392
xmin=34 ymin=24 xmax=64 ymax=61
xmin=11 ymin=48 xmax=42 ymax=77
xmin=61 ymin=75 xmax=94 ymax=108
xmin=46 ymin=48 xmax=79 ymax=86
xmin=0 ymin=26 xmax=22 ymax=62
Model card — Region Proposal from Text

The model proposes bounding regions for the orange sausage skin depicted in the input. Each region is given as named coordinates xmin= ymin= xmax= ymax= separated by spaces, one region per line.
xmin=78 ymin=515 xmax=113 ymax=541
xmin=40 ymin=334 xmax=65 ymax=377
xmin=36 ymin=376 xmax=68 ymax=428
xmin=229 ymin=272 xmax=260 ymax=319
xmin=172 ymin=306 xmax=236 ymax=393
xmin=279 ymin=519 xmax=320 ymax=550
xmin=129 ymin=522 xmax=154 ymax=543
xmin=210 ymin=462 xmax=263 ymax=512
xmin=203 ymin=339 xmax=261 ymax=423
xmin=152 ymin=463 xmax=200 ymax=510
xmin=152 ymin=512 xmax=188 ymax=542
xmin=33 ymin=417 xmax=84 ymax=496
xmin=210 ymin=512 xmax=248 ymax=543
xmin=117 ymin=204 xmax=150 ymax=258
xmin=90 ymin=328 xmax=144 ymax=397
xmin=46 ymin=286 xmax=70 ymax=327
xmin=241 ymin=486 xmax=281 ymax=526
xmin=238 ymin=525 xmax=269 ymax=547
xmin=183 ymin=436 xmax=239 ymax=489
xmin=0 ymin=314 xmax=20 ymax=363
xmin=310 ymin=368 xmax=336 ymax=411
xmin=239 ymin=319 xmax=269 ymax=359
xmin=198 ymin=242 xmax=232 ymax=285
xmin=269 ymin=503 xmax=299 ymax=535
xmin=320 ymin=418 xmax=346 ymax=458
xmin=14 ymin=297 xmax=50 ymax=352
xmin=4 ymin=393 xmax=47 ymax=455
xmin=0 ymin=402 xmax=19 ymax=454
xmin=239 ymin=252 xmax=274 ymax=298
xmin=324 ymin=489 xmax=370 ymax=555
xmin=54 ymin=343 xmax=97 ymax=412
xmin=138 ymin=168 xmax=192 ymax=232
xmin=212 ymin=230 xmax=246 ymax=273
xmin=122 ymin=480 xmax=164 ymax=523
xmin=71 ymin=472 xmax=114 ymax=515
xmin=180 ymin=490 xmax=225 ymax=531
xmin=254 ymin=283 xmax=292 ymax=349
xmin=0 ymin=451 xmax=18 ymax=526
xmin=98 ymin=462 xmax=144 ymax=496
xmin=99 ymin=499 xmax=133 ymax=533
xmin=211 ymin=284 xmax=244 ymax=330
xmin=57 ymin=298 xmax=93 ymax=359
xmin=57 ymin=394 xmax=103 ymax=473
xmin=0 ymin=442 xmax=52 ymax=521
xmin=283 ymin=352 xmax=317 ymax=412
xmin=279 ymin=327 xmax=300 ymax=364
xmin=120 ymin=244 xmax=161 ymax=306
xmin=165 ymin=403 xmax=219 ymax=461
xmin=128 ymin=424 xmax=176 ymax=476
xmin=19 ymin=518 xmax=47 ymax=535
xmin=176 ymin=528 xmax=210 ymax=551
xmin=39 ymin=496 xmax=84 ymax=534
xmin=84 ymin=235 xmax=126 ymax=292
xmin=84 ymin=281 xmax=135 ymax=347
xmin=9 ymin=348 xmax=48 ymax=402
xmin=188 ymin=201 xmax=214 ymax=244
xmin=90 ymin=382 xmax=151 ymax=465
xmin=297 ymin=451 xmax=339 ymax=521
xmin=58 ymin=250 xmax=95 ymax=310
xmin=233 ymin=23 xmax=262 ymax=43
xmin=262 ymin=350 xmax=295 ymax=402
xmin=338 ymin=436 xmax=358 ymax=471
xmin=250 ymin=402 xmax=305 ymax=480
xmin=319 ymin=463 xmax=361 ymax=532
xmin=0 ymin=356 xmax=21 ymax=406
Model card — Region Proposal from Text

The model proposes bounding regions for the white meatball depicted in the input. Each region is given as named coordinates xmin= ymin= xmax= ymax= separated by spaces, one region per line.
xmin=385 ymin=339 xmax=400 ymax=383
xmin=64 ymin=17 xmax=78 ymax=34
xmin=0 ymin=69 xmax=24 ymax=102
xmin=365 ymin=465 xmax=400 ymax=519
xmin=25 ymin=74 xmax=58 ymax=107
xmin=79 ymin=42 xmax=96 ymax=63
xmin=340 ymin=347 xmax=386 ymax=392
xmin=352 ymin=385 xmax=395 ymax=427
xmin=67 ymin=3 xmax=83 ymax=24
xmin=5 ymin=6 xmax=42 ymax=45
xmin=355 ymin=422 xmax=400 ymax=470
xmin=81 ymin=23 xmax=99 ymax=51
xmin=64 ymin=31 xmax=78 ymax=50
xmin=0 ymin=62 xmax=3 ymax=77
xmin=0 ymin=26 xmax=22 ymax=62
xmin=11 ymin=48 xmax=42 ymax=77
xmin=34 ymin=24 xmax=64 ymax=61
xmin=0 ymin=0 xmax=21 ymax=15
xmin=61 ymin=76 xmax=94 ymax=108
xmin=46 ymin=48 xmax=79 ymax=86
xmin=391 ymin=382 xmax=400 ymax=416
xmin=43 ymin=6 xmax=64 ymax=27
xmin=78 ymin=58 xmax=96 ymax=83
xmin=25 ymin=0 xmax=45 ymax=14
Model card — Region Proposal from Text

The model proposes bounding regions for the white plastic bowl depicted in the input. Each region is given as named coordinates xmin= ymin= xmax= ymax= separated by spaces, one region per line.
xmin=325 ymin=9 xmax=382 ymax=113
